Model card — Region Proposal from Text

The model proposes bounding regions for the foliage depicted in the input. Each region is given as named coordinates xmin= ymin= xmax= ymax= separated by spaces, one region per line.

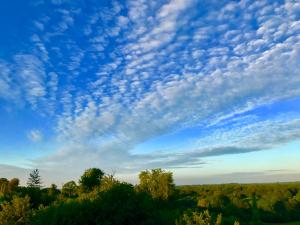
xmin=0 ymin=195 xmax=32 ymax=225
xmin=176 ymin=210 xmax=222 ymax=225
xmin=0 ymin=178 xmax=20 ymax=203
xmin=8 ymin=178 xmax=20 ymax=192
xmin=48 ymin=184 xmax=59 ymax=196
xmin=79 ymin=168 xmax=104 ymax=192
xmin=0 ymin=178 xmax=9 ymax=199
xmin=98 ymin=175 xmax=120 ymax=192
xmin=30 ymin=183 xmax=170 ymax=225
xmin=198 ymin=199 xmax=210 ymax=208
xmin=62 ymin=181 xmax=78 ymax=198
xmin=138 ymin=168 xmax=175 ymax=200
xmin=178 ymin=182 xmax=300 ymax=223
xmin=0 ymin=168 xmax=299 ymax=225
xmin=27 ymin=169 xmax=42 ymax=189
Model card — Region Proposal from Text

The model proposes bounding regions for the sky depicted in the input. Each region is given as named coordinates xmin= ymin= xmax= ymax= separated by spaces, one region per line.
xmin=0 ymin=0 xmax=300 ymax=186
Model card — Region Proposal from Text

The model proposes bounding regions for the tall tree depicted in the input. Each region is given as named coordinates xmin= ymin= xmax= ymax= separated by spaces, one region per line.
xmin=251 ymin=192 xmax=261 ymax=225
xmin=62 ymin=181 xmax=78 ymax=198
xmin=27 ymin=169 xmax=42 ymax=188
xmin=0 ymin=178 xmax=9 ymax=198
xmin=79 ymin=168 xmax=104 ymax=192
xmin=8 ymin=178 xmax=19 ymax=192
xmin=138 ymin=168 xmax=175 ymax=200
xmin=99 ymin=174 xmax=120 ymax=192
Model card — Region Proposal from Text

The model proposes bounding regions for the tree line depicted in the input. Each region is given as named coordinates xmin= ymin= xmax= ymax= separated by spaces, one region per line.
xmin=0 ymin=168 xmax=299 ymax=225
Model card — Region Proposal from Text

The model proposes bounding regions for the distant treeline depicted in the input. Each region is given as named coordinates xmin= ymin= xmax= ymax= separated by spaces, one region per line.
xmin=178 ymin=182 xmax=300 ymax=223
xmin=0 ymin=168 xmax=299 ymax=225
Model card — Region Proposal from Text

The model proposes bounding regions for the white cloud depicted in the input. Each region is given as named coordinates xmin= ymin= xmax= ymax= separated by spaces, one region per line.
xmin=27 ymin=129 xmax=43 ymax=142
xmin=33 ymin=21 xmax=44 ymax=31
xmin=14 ymin=54 xmax=47 ymax=109
xmin=44 ymin=0 xmax=300 ymax=173
xmin=51 ymin=0 xmax=71 ymax=5
xmin=0 ymin=61 xmax=14 ymax=100
xmin=1 ymin=0 xmax=300 ymax=179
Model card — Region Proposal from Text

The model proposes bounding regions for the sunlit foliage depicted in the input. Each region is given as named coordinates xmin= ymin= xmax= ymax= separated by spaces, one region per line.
xmin=79 ymin=168 xmax=104 ymax=192
xmin=0 ymin=195 xmax=31 ymax=225
xmin=176 ymin=210 xmax=222 ymax=225
xmin=62 ymin=181 xmax=78 ymax=198
xmin=138 ymin=168 xmax=175 ymax=200
xmin=0 ymin=168 xmax=299 ymax=225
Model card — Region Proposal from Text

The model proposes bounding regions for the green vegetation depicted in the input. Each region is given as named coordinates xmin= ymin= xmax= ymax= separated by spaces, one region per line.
xmin=27 ymin=169 xmax=42 ymax=189
xmin=175 ymin=210 xmax=225 ymax=225
xmin=178 ymin=183 xmax=300 ymax=224
xmin=137 ymin=168 xmax=174 ymax=200
xmin=0 ymin=168 xmax=299 ymax=225
xmin=79 ymin=168 xmax=104 ymax=192
xmin=284 ymin=223 xmax=300 ymax=225
xmin=266 ymin=223 xmax=300 ymax=225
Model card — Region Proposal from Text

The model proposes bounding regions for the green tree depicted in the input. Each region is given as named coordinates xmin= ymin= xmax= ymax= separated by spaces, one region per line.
xmin=31 ymin=183 xmax=160 ymax=225
xmin=62 ymin=181 xmax=78 ymax=198
xmin=251 ymin=192 xmax=261 ymax=225
xmin=0 ymin=178 xmax=8 ymax=187
xmin=295 ymin=192 xmax=300 ymax=202
xmin=0 ymin=178 xmax=9 ymax=198
xmin=79 ymin=168 xmax=104 ymax=192
xmin=27 ymin=169 xmax=42 ymax=188
xmin=99 ymin=174 xmax=120 ymax=192
xmin=138 ymin=168 xmax=175 ymax=200
xmin=8 ymin=178 xmax=20 ymax=192
xmin=48 ymin=184 xmax=58 ymax=195
xmin=176 ymin=210 xmax=222 ymax=225
xmin=0 ymin=196 xmax=32 ymax=225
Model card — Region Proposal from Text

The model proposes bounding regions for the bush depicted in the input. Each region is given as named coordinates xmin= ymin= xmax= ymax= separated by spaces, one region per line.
xmin=31 ymin=183 xmax=165 ymax=225
xmin=0 ymin=195 xmax=32 ymax=225
xmin=176 ymin=210 xmax=222 ymax=225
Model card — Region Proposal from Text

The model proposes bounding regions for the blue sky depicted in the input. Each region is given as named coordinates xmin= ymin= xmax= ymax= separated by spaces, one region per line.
xmin=0 ymin=0 xmax=300 ymax=185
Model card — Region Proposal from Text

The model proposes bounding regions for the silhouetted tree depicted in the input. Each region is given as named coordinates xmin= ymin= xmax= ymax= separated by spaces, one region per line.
xmin=27 ymin=169 xmax=42 ymax=188
xmin=62 ymin=181 xmax=78 ymax=198
xmin=48 ymin=184 xmax=58 ymax=195
xmin=79 ymin=168 xmax=104 ymax=192
xmin=99 ymin=174 xmax=120 ymax=192
xmin=251 ymin=192 xmax=261 ymax=225
xmin=8 ymin=178 xmax=19 ymax=192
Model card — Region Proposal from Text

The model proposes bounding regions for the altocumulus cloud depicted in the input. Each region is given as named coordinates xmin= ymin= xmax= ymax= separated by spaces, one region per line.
xmin=27 ymin=129 xmax=43 ymax=142
xmin=0 ymin=0 xmax=299 ymax=180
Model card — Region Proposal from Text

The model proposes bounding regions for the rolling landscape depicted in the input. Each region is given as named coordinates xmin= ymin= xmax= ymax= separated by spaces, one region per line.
xmin=0 ymin=0 xmax=300 ymax=224
xmin=0 ymin=168 xmax=300 ymax=224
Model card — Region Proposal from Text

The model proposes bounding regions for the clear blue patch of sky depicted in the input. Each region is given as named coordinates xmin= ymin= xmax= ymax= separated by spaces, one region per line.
xmin=0 ymin=1 xmax=34 ymax=57
xmin=0 ymin=100 xmax=55 ymax=148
